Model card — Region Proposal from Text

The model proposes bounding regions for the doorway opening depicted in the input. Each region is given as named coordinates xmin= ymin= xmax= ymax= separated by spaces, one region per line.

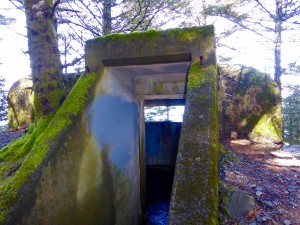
xmin=144 ymin=99 xmax=184 ymax=225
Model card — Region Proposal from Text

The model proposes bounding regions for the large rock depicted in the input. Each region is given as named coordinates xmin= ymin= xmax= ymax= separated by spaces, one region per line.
xmin=7 ymin=77 xmax=34 ymax=129
xmin=219 ymin=65 xmax=282 ymax=143
xmin=227 ymin=189 xmax=255 ymax=218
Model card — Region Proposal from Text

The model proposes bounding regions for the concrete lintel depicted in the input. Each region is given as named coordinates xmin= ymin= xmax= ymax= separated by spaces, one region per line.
xmin=137 ymin=94 xmax=185 ymax=101
xmin=103 ymin=54 xmax=191 ymax=67
xmin=136 ymin=73 xmax=187 ymax=95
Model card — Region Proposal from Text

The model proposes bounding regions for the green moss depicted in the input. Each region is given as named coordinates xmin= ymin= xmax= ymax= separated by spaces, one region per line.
xmin=187 ymin=63 xmax=217 ymax=89
xmin=207 ymin=62 xmax=219 ymax=225
xmin=152 ymin=82 xmax=164 ymax=94
xmin=0 ymin=72 xmax=97 ymax=224
xmin=172 ymin=85 xmax=179 ymax=93
xmin=252 ymin=106 xmax=282 ymax=141
xmin=182 ymin=60 xmax=219 ymax=224
xmin=87 ymin=26 xmax=214 ymax=44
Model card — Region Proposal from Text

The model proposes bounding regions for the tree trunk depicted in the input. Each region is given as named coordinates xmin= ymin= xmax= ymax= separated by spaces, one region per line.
xmin=24 ymin=0 xmax=64 ymax=118
xmin=103 ymin=0 xmax=112 ymax=35
xmin=274 ymin=0 xmax=282 ymax=93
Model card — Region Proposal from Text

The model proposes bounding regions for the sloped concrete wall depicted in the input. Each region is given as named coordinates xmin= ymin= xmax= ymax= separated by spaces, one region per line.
xmin=8 ymin=68 xmax=140 ymax=225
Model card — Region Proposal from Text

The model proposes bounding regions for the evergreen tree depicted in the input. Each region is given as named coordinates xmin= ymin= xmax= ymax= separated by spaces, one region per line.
xmin=283 ymin=85 xmax=300 ymax=144
xmin=0 ymin=77 xmax=8 ymax=122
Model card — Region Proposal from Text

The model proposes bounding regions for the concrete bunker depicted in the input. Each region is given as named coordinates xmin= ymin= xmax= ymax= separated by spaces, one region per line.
xmin=4 ymin=26 xmax=219 ymax=225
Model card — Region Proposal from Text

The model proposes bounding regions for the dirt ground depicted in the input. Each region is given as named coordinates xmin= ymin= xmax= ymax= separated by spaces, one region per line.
xmin=219 ymin=139 xmax=300 ymax=225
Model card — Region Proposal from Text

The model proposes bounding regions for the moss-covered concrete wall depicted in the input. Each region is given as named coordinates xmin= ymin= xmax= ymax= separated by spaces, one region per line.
xmin=1 ymin=26 xmax=218 ymax=225
xmin=6 ymin=69 xmax=140 ymax=225
xmin=85 ymin=26 xmax=216 ymax=71
xmin=168 ymin=64 xmax=219 ymax=225
xmin=218 ymin=65 xmax=282 ymax=143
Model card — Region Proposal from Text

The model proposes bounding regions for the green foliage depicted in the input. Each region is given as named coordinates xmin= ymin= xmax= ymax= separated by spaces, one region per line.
xmin=0 ymin=77 xmax=7 ymax=122
xmin=283 ymin=85 xmax=300 ymax=144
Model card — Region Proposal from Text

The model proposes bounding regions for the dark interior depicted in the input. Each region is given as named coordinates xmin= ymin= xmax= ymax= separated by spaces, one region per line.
xmin=144 ymin=100 xmax=184 ymax=225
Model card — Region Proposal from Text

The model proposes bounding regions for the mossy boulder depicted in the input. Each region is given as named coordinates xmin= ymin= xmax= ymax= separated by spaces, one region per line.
xmin=7 ymin=73 xmax=81 ymax=129
xmin=218 ymin=65 xmax=282 ymax=143
xmin=7 ymin=77 xmax=34 ymax=129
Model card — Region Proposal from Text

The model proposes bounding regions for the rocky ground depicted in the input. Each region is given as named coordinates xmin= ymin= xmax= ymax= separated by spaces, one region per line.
xmin=220 ymin=139 xmax=300 ymax=225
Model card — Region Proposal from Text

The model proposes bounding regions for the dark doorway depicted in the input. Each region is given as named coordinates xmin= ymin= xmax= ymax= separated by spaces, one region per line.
xmin=144 ymin=100 xmax=184 ymax=225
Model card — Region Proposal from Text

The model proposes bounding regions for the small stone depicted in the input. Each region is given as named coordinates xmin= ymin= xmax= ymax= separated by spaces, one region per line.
xmin=249 ymin=222 xmax=257 ymax=225
xmin=256 ymin=186 xmax=263 ymax=191
xmin=284 ymin=191 xmax=289 ymax=195
xmin=256 ymin=215 xmax=262 ymax=222
xmin=256 ymin=191 xmax=263 ymax=196
xmin=240 ymin=218 xmax=247 ymax=225
xmin=250 ymin=184 xmax=257 ymax=188
xmin=284 ymin=220 xmax=291 ymax=225
xmin=234 ymin=170 xmax=241 ymax=174
xmin=262 ymin=216 xmax=267 ymax=222
xmin=264 ymin=213 xmax=271 ymax=220
xmin=263 ymin=200 xmax=273 ymax=208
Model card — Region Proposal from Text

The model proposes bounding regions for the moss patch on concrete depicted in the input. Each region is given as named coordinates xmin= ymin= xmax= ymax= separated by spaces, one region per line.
xmin=0 ymin=73 xmax=97 ymax=224
xmin=87 ymin=26 xmax=214 ymax=44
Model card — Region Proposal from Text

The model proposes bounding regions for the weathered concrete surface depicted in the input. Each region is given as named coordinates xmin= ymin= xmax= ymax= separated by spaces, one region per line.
xmin=8 ymin=68 xmax=141 ymax=225
xmin=136 ymin=73 xmax=186 ymax=95
xmin=85 ymin=26 xmax=216 ymax=72
xmin=168 ymin=64 xmax=219 ymax=225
